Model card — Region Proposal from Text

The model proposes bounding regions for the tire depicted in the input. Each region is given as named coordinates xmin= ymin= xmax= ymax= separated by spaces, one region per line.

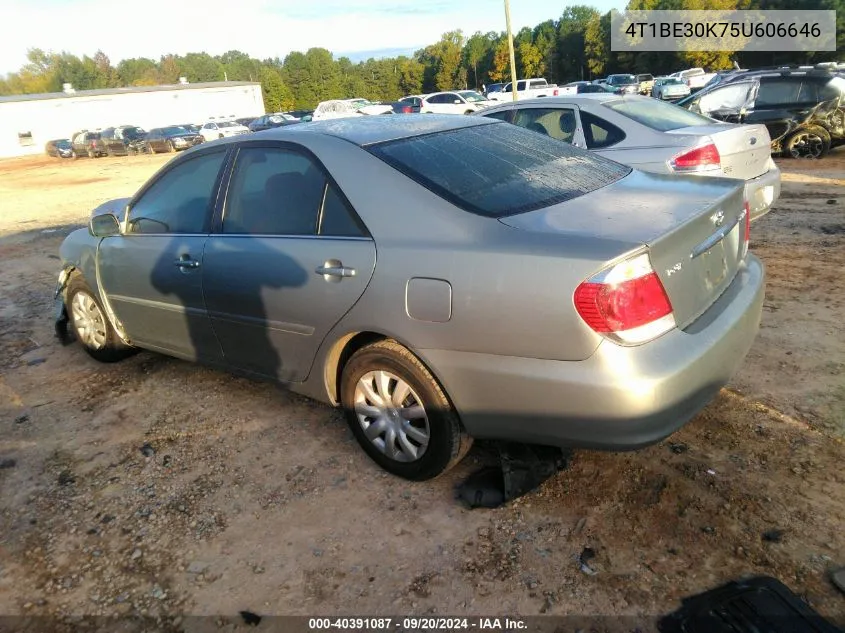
xmin=218 ymin=133 xmax=224 ymax=139
xmin=340 ymin=339 xmax=472 ymax=481
xmin=71 ymin=150 xmax=78 ymax=160
xmin=168 ymin=140 xmax=176 ymax=153
xmin=66 ymin=276 xmax=136 ymax=363
xmin=87 ymin=148 xmax=95 ymax=158
xmin=783 ymin=126 xmax=831 ymax=159
xmin=464 ymin=110 xmax=474 ymax=115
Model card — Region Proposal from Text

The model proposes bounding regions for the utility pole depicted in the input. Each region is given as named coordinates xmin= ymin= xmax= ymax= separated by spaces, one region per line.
xmin=504 ymin=0 xmax=518 ymax=101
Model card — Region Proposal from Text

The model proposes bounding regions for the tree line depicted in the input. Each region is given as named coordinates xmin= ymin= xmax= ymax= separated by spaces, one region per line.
xmin=1 ymin=0 xmax=841 ymax=112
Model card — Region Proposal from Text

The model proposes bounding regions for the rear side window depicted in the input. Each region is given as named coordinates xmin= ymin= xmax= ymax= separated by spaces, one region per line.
xmin=579 ymin=112 xmax=625 ymax=149
xmin=367 ymin=123 xmax=631 ymax=217
xmin=755 ymin=80 xmax=802 ymax=106
xmin=605 ymin=99 xmax=716 ymax=131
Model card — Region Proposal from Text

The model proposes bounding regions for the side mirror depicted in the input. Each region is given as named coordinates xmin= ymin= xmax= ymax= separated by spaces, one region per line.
xmin=89 ymin=213 xmax=120 ymax=237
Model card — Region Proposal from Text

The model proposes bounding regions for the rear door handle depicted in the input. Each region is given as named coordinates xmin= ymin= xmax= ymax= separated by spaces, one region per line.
xmin=174 ymin=257 xmax=200 ymax=269
xmin=316 ymin=259 xmax=356 ymax=282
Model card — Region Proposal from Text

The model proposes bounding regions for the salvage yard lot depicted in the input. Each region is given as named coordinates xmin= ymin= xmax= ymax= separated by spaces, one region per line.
xmin=0 ymin=151 xmax=843 ymax=627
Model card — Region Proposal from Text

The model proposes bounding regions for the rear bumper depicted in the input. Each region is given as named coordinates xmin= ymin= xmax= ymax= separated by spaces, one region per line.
xmin=744 ymin=159 xmax=781 ymax=222
xmin=419 ymin=254 xmax=765 ymax=450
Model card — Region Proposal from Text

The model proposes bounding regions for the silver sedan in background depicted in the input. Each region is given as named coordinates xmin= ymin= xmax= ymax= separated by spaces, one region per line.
xmin=55 ymin=115 xmax=764 ymax=481
xmin=478 ymin=94 xmax=780 ymax=221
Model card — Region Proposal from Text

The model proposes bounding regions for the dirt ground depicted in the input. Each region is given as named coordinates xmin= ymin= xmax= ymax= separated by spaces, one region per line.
xmin=0 ymin=149 xmax=843 ymax=630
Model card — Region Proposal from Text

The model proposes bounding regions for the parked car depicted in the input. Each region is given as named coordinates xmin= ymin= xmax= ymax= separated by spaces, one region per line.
xmin=286 ymin=109 xmax=314 ymax=120
xmin=236 ymin=117 xmax=257 ymax=127
xmin=477 ymin=94 xmax=781 ymax=221
xmin=670 ymin=68 xmax=716 ymax=91
xmin=483 ymin=83 xmax=505 ymax=97
xmin=388 ymin=99 xmax=421 ymax=114
xmin=606 ymin=74 xmax=640 ymax=95
xmin=145 ymin=126 xmax=204 ymax=153
xmin=55 ymin=114 xmax=763 ymax=481
xmin=487 ymin=78 xmax=559 ymax=101
xmin=637 ymin=73 xmax=655 ymax=95
xmin=100 ymin=126 xmax=149 ymax=156
xmin=311 ymin=99 xmax=393 ymax=121
xmin=421 ymin=91 xmax=492 ymax=114
xmin=70 ymin=131 xmax=106 ymax=158
xmin=249 ymin=113 xmax=300 ymax=132
xmin=177 ymin=124 xmax=201 ymax=134
xmin=563 ymin=81 xmax=617 ymax=94
xmin=652 ymin=77 xmax=691 ymax=100
xmin=198 ymin=120 xmax=251 ymax=142
xmin=45 ymin=139 xmax=73 ymax=158
xmin=678 ymin=69 xmax=845 ymax=158
xmin=396 ymin=96 xmax=424 ymax=112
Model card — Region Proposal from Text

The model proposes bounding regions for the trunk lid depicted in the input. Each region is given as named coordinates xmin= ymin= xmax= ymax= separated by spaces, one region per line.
xmin=499 ymin=170 xmax=748 ymax=328
xmin=668 ymin=123 xmax=771 ymax=180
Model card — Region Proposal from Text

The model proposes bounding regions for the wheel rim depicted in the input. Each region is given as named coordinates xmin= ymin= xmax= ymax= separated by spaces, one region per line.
xmin=789 ymin=132 xmax=824 ymax=159
xmin=71 ymin=291 xmax=107 ymax=349
xmin=353 ymin=370 xmax=430 ymax=462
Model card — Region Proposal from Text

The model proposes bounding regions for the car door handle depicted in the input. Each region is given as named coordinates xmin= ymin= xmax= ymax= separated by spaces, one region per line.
xmin=174 ymin=257 xmax=200 ymax=269
xmin=316 ymin=260 xmax=356 ymax=281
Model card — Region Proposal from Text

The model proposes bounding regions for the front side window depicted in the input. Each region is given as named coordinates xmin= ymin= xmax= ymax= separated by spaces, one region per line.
xmin=755 ymin=80 xmax=802 ymax=107
xmin=127 ymin=150 xmax=226 ymax=234
xmin=511 ymin=108 xmax=578 ymax=144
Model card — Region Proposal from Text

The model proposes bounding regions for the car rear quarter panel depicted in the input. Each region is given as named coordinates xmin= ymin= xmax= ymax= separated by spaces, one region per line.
xmin=291 ymin=135 xmax=642 ymax=393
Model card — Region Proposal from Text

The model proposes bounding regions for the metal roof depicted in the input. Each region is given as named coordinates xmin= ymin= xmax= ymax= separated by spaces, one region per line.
xmin=0 ymin=81 xmax=260 ymax=104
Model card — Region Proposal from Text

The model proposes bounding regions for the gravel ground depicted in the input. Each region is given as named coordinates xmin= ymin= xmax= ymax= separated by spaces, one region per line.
xmin=0 ymin=150 xmax=843 ymax=631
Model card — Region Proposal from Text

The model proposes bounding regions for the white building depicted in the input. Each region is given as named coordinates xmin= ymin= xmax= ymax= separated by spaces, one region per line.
xmin=0 ymin=80 xmax=265 ymax=158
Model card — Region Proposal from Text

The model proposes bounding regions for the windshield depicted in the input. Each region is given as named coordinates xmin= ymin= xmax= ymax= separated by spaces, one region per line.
xmin=217 ymin=121 xmax=240 ymax=128
xmin=349 ymin=99 xmax=373 ymax=109
xmin=608 ymin=75 xmax=637 ymax=85
xmin=459 ymin=91 xmax=486 ymax=102
xmin=604 ymin=99 xmax=715 ymax=131
xmin=663 ymin=78 xmax=685 ymax=85
xmin=161 ymin=126 xmax=188 ymax=135
xmin=122 ymin=127 xmax=145 ymax=139
xmin=367 ymin=123 xmax=631 ymax=218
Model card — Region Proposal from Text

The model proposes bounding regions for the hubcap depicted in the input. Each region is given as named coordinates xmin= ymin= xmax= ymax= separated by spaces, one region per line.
xmin=789 ymin=133 xmax=824 ymax=159
xmin=70 ymin=291 xmax=107 ymax=349
xmin=353 ymin=370 xmax=430 ymax=462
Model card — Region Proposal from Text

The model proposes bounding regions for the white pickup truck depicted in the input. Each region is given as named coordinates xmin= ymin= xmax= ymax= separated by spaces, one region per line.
xmin=670 ymin=68 xmax=716 ymax=91
xmin=487 ymin=78 xmax=560 ymax=101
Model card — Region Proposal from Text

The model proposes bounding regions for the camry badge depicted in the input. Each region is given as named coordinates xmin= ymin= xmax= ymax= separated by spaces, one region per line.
xmin=711 ymin=210 xmax=725 ymax=227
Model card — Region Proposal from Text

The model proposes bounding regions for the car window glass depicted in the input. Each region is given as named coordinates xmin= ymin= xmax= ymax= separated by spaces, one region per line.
xmin=797 ymin=81 xmax=819 ymax=102
xmin=319 ymin=183 xmax=366 ymax=237
xmin=755 ymin=80 xmax=802 ymax=107
xmin=482 ymin=110 xmax=511 ymax=122
xmin=127 ymin=150 xmax=226 ymax=234
xmin=579 ymin=111 xmax=625 ymax=149
xmin=512 ymin=108 xmax=578 ymax=144
xmin=697 ymin=82 xmax=754 ymax=114
xmin=223 ymin=147 xmax=325 ymax=235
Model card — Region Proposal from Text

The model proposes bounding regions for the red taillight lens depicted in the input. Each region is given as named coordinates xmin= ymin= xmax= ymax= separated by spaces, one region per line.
xmin=402 ymin=106 xmax=411 ymax=113
xmin=670 ymin=143 xmax=720 ymax=171
xmin=574 ymin=253 xmax=675 ymax=345
xmin=553 ymin=89 xmax=559 ymax=96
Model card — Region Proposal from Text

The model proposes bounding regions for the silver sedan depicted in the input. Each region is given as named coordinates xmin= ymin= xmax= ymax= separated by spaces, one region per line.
xmin=55 ymin=115 xmax=764 ymax=481
xmin=478 ymin=94 xmax=781 ymax=221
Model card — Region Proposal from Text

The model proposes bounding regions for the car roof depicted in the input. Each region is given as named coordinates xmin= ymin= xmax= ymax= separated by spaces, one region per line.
xmin=252 ymin=113 xmax=498 ymax=146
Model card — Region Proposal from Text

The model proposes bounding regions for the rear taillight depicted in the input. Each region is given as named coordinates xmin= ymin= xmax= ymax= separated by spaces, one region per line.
xmin=553 ymin=89 xmax=559 ymax=96
xmin=402 ymin=106 xmax=412 ymax=113
xmin=574 ymin=252 xmax=675 ymax=345
xmin=670 ymin=142 xmax=720 ymax=172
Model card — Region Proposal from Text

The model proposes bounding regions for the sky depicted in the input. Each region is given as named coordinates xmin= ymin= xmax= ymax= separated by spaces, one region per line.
xmin=0 ymin=0 xmax=625 ymax=74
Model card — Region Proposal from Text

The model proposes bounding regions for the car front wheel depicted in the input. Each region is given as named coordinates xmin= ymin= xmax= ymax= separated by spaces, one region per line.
xmin=340 ymin=339 xmax=472 ymax=480
xmin=66 ymin=276 xmax=136 ymax=363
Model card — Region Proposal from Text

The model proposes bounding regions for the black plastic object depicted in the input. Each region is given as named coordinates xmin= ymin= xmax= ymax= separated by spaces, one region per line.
xmin=658 ymin=576 xmax=844 ymax=633
xmin=457 ymin=442 xmax=571 ymax=508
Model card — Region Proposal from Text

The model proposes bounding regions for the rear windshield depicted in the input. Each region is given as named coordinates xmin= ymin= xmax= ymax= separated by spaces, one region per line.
xmin=604 ymin=99 xmax=715 ymax=131
xmin=366 ymin=123 xmax=631 ymax=217
xmin=608 ymin=75 xmax=636 ymax=85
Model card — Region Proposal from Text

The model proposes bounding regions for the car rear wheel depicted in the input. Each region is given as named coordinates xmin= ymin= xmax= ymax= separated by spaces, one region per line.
xmin=66 ymin=276 xmax=136 ymax=363
xmin=168 ymin=140 xmax=176 ymax=152
xmin=784 ymin=126 xmax=830 ymax=159
xmin=340 ymin=339 xmax=472 ymax=480
xmin=87 ymin=148 xmax=95 ymax=158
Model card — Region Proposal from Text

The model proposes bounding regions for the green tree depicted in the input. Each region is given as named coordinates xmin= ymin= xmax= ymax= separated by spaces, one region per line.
xmin=463 ymin=32 xmax=489 ymax=90
xmin=518 ymin=41 xmax=544 ymax=77
xmin=260 ymin=66 xmax=294 ymax=112
xmin=584 ymin=13 xmax=608 ymax=78
xmin=489 ymin=38 xmax=511 ymax=82
xmin=179 ymin=53 xmax=224 ymax=82
xmin=398 ymin=57 xmax=424 ymax=95
xmin=558 ymin=6 xmax=600 ymax=82
xmin=117 ymin=58 xmax=158 ymax=85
